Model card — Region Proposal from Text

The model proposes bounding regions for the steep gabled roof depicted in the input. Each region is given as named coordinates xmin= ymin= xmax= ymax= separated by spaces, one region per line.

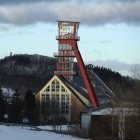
xmin=36 ymin=75 xmax=90 ymax=108
xmin=72 ymin=71 xmax=114 ymax=106
xmin=57 ymin=75 xmax=90 ymax=108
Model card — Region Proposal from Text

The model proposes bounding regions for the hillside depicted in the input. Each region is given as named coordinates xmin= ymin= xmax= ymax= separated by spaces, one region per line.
xmin=93 ymin=66 xmax=133 ymax=90
xmin=0 ymin=54 xmax=56 ymax=77
xmin=0 ymin=54 xmax=133 ymax=92
xmin=0 ymin=54 xmax=57 ymax=91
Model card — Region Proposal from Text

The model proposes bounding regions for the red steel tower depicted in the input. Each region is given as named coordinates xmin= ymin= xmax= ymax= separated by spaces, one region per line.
xmin=54 ymin=21 xmax=99 ymax=108
xmin=54 ymin=21 xmax=76 ymax=81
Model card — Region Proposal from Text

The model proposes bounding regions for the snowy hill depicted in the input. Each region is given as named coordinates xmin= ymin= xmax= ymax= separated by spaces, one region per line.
xmin=0 ymin=54 xmax=57 ymax=91
xmin=0 ymin=54 xmax=56 ymax=76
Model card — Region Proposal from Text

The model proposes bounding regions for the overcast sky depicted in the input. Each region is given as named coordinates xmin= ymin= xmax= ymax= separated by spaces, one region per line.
xmin=0 ymin=0 xmax=140 ymax=76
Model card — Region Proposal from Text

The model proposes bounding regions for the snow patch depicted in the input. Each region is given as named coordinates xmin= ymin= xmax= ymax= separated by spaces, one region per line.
xmin=1 ymin=87 xmax=15 ymax=97
xmin=0 ymin=125 xmax=87 ymax=140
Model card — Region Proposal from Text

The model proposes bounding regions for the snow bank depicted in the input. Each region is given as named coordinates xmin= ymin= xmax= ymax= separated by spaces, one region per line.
xmin=1 ymin=87 xmax=15 ymax=97
xmin=0 ymin=125 xmax=86 ymax=140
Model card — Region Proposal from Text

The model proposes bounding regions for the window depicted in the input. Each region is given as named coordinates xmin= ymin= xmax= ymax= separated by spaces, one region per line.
xmin=61 ymin=86 xmax=65 ymax=92
xmin=42 ymin=102 xmax=45 ymax=109
xmin=62 ymin=94 xmax=65 ymax=101
xmin=51 ymin=79 xmax=60 ymax=92
xmin=51 ymin=102 xmax=56 ymax=108
xmin=52 ymin=94 xmax=55 ymax=101
xmin=55 ymin=102 xmax=59 ymax=108
xmin=63 ymin=44 xmax=67 ymax=50
xmin=56 ymin=85 xmax=60 ymax=91
xmin=68 ymin=44 xmax=72 ymax=50
xmin=52 ymin=83 xmax=55 ymax=92
xmin=42 ymin=94 xmax=45 ymax=102
xmin=61 ymin=101 xmax=69 ymax=114
xmin=66 ymin=102 xmax=69 ymax=109
xmin=66 ymin=94 xmax=69 ymax=101
xmin=52 ymin=109 xmax=59 ymax=114
xmin=55 ymin=94 xmax=59 ymax=101
xmin=59 ymin=57 xmax=62 ymax=62
xmin=66 ymin=63 xmax=70 ymax=68
xmin=46 ymin=94 xmax=50 ymax=101
xmin=46 ymin=86 xmax=50 ymax=92
xmin=51 ymin=101 xmax=59 ymax=109
xmin=56 ymin=80 xmax=60 ymax=92
xmin=59 ymin=63 xmax=62 ymax=68
xmin=46 ymin=102 xmax=50 ymax=109
xmin=66 ymin=110 xmax=69 ymax=114
xmin=61 ymin=110 xmax=65 ymax=114
xmin=61 ymin=102 xmax=65 ymax=109
xmin=59 ymin=44 xmax=63 ymax=50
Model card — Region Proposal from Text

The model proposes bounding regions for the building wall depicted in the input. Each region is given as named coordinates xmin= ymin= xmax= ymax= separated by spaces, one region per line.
xmin=36 ymin=92 xmax=87 ymax=124
xmin=36 ymin=91 xmax=86 ymax=124
xmin=35 ymin=75 xmax=89 ymax=124
xmin=71 ymin=93 xmax=86 ymax=123
xmin=90 ymin=115 xmax=118 ymax=139
xmin=90 ymin=115 xmax=140 ymax=139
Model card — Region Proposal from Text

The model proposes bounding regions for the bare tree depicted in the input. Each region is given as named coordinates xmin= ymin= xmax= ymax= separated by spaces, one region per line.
xmin=131 ymin=64 xmax=140 ymax=80
xmin=116 ymin=65 xmax=140 ymax=139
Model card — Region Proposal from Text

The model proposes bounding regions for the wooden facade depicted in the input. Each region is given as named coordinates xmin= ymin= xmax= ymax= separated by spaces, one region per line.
xmin=35 ymin=75 xmax=87 ymax=124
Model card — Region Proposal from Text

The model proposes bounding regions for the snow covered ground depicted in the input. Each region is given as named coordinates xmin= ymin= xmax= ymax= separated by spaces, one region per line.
xmin=0 ymin=125 xmax=88 ymax=140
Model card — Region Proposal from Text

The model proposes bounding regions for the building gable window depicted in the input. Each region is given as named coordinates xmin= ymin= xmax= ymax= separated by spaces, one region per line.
xmin=40 ymin=77 xmax=71 ymax=121
xmin=61 ymin=86 xmax=65 ymax=92
xmin=52 ymin=80 xmax=55 ymax=92
xmin=46 ymin=86 xmax=50 ymax=92
xmin=56 ymin=80 xmax=60 ymax=92
xmin=66 ymin=94 xmax=69 ymax=101
xmin=61 ymin=94 xmax=70 ymax=114
xmin=62 ymin=94 xmax=65 ymax=101
xmin=46 ymin=94 xmax=50 ymax=101
xmin=42 ymin=102 xmax=45 ymax=109
xmin=51 ymin=79 xmax=60 ymax=92
xmin=42 ymin=94 xmax=45 ymax=102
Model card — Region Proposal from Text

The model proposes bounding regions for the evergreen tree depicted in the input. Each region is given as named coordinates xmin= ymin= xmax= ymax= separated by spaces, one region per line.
xmin=24 ymin=90 xmax=36 ymax=125
xmin=10 ymin=90 xmax=23 ymax=123
xmin=93 ymin=66 xmax=133 ymax=92
xmin=0 ymin=87 xmax=4 ymax=121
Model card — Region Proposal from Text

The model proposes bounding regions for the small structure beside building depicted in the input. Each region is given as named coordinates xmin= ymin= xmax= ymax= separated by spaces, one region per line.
xmin=81 ymin=107 xmax=139 ymax=139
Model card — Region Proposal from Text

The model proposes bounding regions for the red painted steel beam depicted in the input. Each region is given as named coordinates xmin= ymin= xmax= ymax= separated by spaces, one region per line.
xmin=58 ymin=39 xmax=99 ymax=108
xmin=74 ymin=44 xmax=99 ymax=108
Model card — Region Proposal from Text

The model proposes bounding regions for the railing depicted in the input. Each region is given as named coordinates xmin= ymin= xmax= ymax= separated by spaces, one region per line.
xmin=56 ymin=35 xmax=80 ymax=40
xmin=53 ymin=52 xmax=75 ymax=57
xmin=54 ymin=71 xmax=76 ymax=75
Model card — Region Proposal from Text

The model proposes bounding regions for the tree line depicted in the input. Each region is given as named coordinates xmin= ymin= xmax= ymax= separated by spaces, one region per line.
xmin=93 ymin=66 xmax=134 ymax=91
xmin=0 ymin=87 xmax=37 ymax=125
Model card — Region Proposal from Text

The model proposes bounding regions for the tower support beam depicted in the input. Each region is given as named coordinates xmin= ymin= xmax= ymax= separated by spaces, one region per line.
xmin=58 ymin=39 xmax=99 ymax=108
